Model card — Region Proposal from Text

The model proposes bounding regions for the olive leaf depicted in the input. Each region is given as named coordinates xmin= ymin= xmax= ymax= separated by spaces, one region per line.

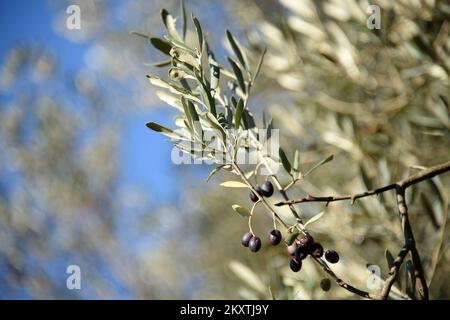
xmin=180 ymin=0 xmax=187 ymax=40
xmin=227 ymin=57 xmax=246 ymax=94
xmin=205 ymin=112 xmax=226 ymax=141
xmin=226 ymin=30 xmax=248 ymax=70
xmin=165 ymin=36 xmax=195 ymax=54
xmin=206 ymin=165 xmax=226 ymax=182
xmin=146 ymin=122 xmax=183 ymax=140
xmin=129 ymin=30 xmax=151 ymax=39
xmin=266 ymin=118 xmax=273 ymax=140
xmin=293 ymin=149 xmax=300 ymax=173
xmin=150 ymin=60 xmax=171 ymax=68
xmin=385 ymin=249 xmax=401 ymax=289
xmin=155 ymin=90 xmax=183 ymax=112
xmin=147 ymin=75 xmax=204 ymax=107
xmin=207 ymin=42 xmax=220 ymax=91
xmin=242 ymin=108 xmax=256 ymax=129
xmin=421 ymin=193 xmax=440 ymax=229
xmin=252 ymin=47 xmax=267 ymax=83
xmin=220 ymin=181 xmax=248 ymax=188
xmin=360 ymin=165 xmax=373 ymax=191
xmin=304 ymin=211 xmax=325 ymax=228
xmin=149 ymin=37 xmax=172 ymax=55
xmin=170 ymin=47 xmax=198 ymax=67
xmin=194 ymin=70 xmax=216 ymax=116
xmin=232 ymin=204 xmax=250 ymax=217
xmin=279 ymin=147 xmax=291 ymax=174
xmin=234 ymin=98 xmax=244 ymax=129
xmin=192 ymin=15 xmax=203 ymax=52
xmin=161 ymin=9 xmax=182 ymax=42
xmin=229 ymin=261 xmax=266 ymax=295
xmin=304 ymin=154 xmax=334 ymax=177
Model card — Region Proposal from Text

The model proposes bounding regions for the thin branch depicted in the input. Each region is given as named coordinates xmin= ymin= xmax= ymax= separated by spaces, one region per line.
xmin=276 ymin=161 xmax=450 ymax=207
xmin=395 ymin=186 xmax=428 ymax=300
xmin=276 ymin=184 xmax=396 ymax=206
xmin=232 ymin=162 xmax=289 ymax=229
xmin=379 ymin=246 xmax=409 ymax=299
xmin=312 ymin=256 xmax=374 ymax=299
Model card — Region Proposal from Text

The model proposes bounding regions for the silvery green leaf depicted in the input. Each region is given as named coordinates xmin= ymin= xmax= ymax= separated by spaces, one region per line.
xmin=146 ymin=122 xmax=183 ymax=140
xmin=228 ymin=261 xmax=266 ymax=295
xmin=252 ymin=47 xmax=267 ymax=83
xmin=194 ymin=70 xmax=216 ymax=116
xmin=205 ymin=112 xmax=226 ymax=141
xmin=207 ymin=46 xmax=220 ymax=90
xmin=359 ymin=165 xmax=373 ymax=190
xmin=146 ymin=75 xmax=204 ymax=107
xmin=421 ymin=193 xmax=440 ymax=229
xmin=304 ymin=155 xmax=334 ymax=177
xmin=242 ymin=108 xmax=255 ymax=129
xmin=266 ymin=118 xmax=273 ymax=139
xmin=168 ymin=67 xmax=188 ymax=81
xmin=192 ymin=14 xmax=203 ymax=52
xmin=175 ymin=141 xmax=203 ymax=155
xmin=206 ymin=165 xmax=226 ymax=182
xmin=156 ymin=91 xmax=183 ymax=112
xmin=180 ymin=0 xmax=187 ymax=40
xmin=226 ymin=30 xmax=248 ymax=70
xmin=279 ymin=147 xmax=291 ymax=174
xmin=148 ymin=60 xmax=171 ymax=68
xmin=220 ymin=181 xmax=248 ymax=188
xmin=231 ymin=204 xmax=250 ymax=217
xmin=170 ymin=47 xmax=198 ymax=68
xmin=427 ymin=176 xmax=445 ymax=214
xmin=181 ymin=97 xmax=193 ymax=132
xmin=164 ymin=36 xmax=195 ymax=54
xmin=161 ymin=9 xmax=182 ymax=42
xmin=227 ymin=57 xmax=246 ymax=94
xmin=293 ymin=150 xmax=300 ymax=173
xmin=234 ymin=98 xmax=244 ymax=129
xmin=149 ymin=37 xmax=172 ymax=55
xmin=129 ymin=31 xmax=151 ymax=39
xmin=304 ymin=211 xmax=325 ymax=227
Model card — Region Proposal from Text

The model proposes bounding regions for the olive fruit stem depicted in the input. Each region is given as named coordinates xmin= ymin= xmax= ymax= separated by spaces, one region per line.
xmin=232 ymin=162 xmax=289 ymax=229
xmin=248 ymin=200 xmax=260 ymax=235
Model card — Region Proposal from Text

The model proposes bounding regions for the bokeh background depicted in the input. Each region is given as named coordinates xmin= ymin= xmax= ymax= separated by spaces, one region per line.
xmin=0 ymin=0 xmax=449 ymax=299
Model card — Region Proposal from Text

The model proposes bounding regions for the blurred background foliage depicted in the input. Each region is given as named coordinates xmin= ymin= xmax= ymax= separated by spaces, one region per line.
xmin=0 ymin=0 xmax=449 ymax=299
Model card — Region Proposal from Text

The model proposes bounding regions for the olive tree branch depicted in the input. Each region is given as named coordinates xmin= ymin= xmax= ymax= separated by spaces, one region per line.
xmin=275 ymin=161 xmax=450 ymax=207
xmin=275 ymin=161 xmax=450 ymax=300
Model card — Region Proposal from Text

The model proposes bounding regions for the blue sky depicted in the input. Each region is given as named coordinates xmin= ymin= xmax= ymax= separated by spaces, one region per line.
xmin=0 ymin=1 xmax=183 ymax=204
xmin=0 ymin=0 xmax=233 ymax=298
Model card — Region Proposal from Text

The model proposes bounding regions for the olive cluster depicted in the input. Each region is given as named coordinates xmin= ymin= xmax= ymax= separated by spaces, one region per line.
xmin=241 ymin=228 xmax=282 ymax=252
xmin=287 ymin=234 xmax=339 ymax=272
xmin=243 ymin=179 xmax=340 ymax=278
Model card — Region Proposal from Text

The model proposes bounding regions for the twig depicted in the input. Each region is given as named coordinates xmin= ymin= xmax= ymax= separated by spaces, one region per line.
xmin=275 ymin=161 xmax=450 ymax=207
